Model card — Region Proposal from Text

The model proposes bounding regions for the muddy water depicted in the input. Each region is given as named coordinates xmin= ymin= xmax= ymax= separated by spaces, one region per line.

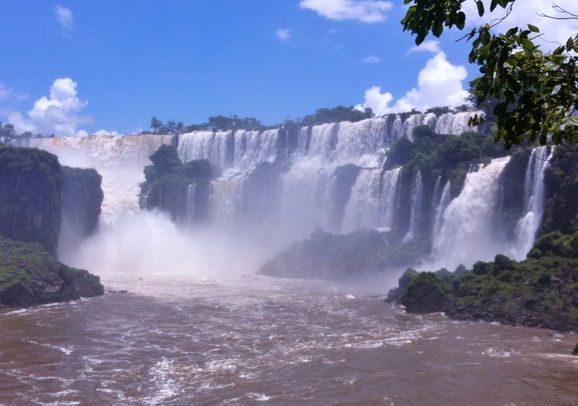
xmin=1 ymin=274 xmax=577 ymax=405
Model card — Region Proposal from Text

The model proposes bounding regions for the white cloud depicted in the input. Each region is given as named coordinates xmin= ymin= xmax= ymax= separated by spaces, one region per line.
xmin=360 ymin=55 xmax=381 ymax=63
xmin=54 ymin=5 xmax=74 ymax=30
xmin=299 ymin=0 xmax=393 ymax=23
xmin=407 ymin=40 xmax=441 ymax=54
xmin=277 ymin=28 xmax=292 ymax=41
xmin=357 ymin=52 xmax=469 ymax=114
xmin=95 ymin=129 xmax=119 ymax=136
xmin=8 ymin=78 xmax=93 ymax=137
xmin=461 ymin=0 xmax=578 ymax=50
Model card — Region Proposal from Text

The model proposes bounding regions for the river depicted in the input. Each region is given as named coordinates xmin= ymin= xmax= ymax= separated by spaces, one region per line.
xmin=1 ymin=271 xmax=577 ymax=405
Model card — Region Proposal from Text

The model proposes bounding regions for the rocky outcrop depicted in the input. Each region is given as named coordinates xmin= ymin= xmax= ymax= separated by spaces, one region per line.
xmin=140 ymin=145 xmax=214 ymax=224
xmin=0 ymin=145 xmax=62 ymax=256
xmin=61 ymin=166 xmax=103 ymax=238
xmin=388 ymin=232 xmax=578 ymax=332
xmin=259 ymin=228 xmax=431 ymax=281
xmin=0 ymin=237 xmax=104 ymax=308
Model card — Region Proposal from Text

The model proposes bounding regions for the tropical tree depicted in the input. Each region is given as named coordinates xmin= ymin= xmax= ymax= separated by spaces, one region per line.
xmin=150 ymin=117 xmax=163 ymax=133
xmin=401 ymin=0 xmax=578 ymax=149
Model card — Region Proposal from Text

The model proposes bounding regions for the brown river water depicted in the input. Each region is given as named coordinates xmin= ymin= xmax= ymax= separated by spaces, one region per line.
xmin=1 ymin=273 xmax=578 ymax=406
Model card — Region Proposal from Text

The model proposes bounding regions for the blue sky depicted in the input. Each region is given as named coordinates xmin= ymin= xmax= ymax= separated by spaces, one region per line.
xmin=0 ymin=0 xmax=575 ymax=136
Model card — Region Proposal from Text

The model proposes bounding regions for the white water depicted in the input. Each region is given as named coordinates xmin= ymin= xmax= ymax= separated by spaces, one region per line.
xmin=512 ymin=146 xmax=552 ymax=259
xmin=403 ymin=171 xmax=423 ymax=242
xmin=9 ymin=112 xmax=547 ymax=277
xmin=430 ymin=157 xmax=511 ymax=271
xmin=13 ymin=134 xmax=174 ymax=224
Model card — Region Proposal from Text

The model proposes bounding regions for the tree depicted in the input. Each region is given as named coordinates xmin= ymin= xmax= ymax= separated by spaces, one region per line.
xmin=150 ymin=117 xmax=162 ymax=133
xmin=402 ymin=0 xmax=578 ymax=149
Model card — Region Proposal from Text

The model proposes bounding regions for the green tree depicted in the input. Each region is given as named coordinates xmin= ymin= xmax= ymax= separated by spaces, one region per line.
xmin=150 ymin=117 xmax=163 ymax=133
xmin=402 ymin=0 xmax=578 ymax=149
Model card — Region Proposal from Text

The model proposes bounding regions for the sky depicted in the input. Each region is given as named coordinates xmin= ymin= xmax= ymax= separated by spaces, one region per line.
xmin=0 ymin=0 xmax=576 ymax=136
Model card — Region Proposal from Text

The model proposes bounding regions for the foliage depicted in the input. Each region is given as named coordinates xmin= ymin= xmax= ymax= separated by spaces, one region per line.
xmin=0 ymin=237 xmax=104 ymax=307
xmin=300 ymin=106 xmax=373 ymax=127
xmin=392 ymin=231 xmax=578 ymax=331
xmin=402 ymin=0 xmax=578 ymax=149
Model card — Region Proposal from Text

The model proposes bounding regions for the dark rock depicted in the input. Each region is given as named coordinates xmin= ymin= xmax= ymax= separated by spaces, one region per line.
xmin=259 ymin=229 xmax=430 ymax=281
xmin=400 ymin=272 xmax=450 ymax=313
xmin=0 ymin=146 xmax=62 ymax=255
xmin=534 ymin=273 xmax=551 ymax=287
xmin=0 ymin=237 xmax=104 ymax=308
xmin=572 ymin=343 xmax=578 ymax=355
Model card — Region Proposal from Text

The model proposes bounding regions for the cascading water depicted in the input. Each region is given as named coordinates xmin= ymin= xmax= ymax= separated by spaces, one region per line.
xmin=512 ymin=146 xmax=551 ymax=259
xmin=403 ymin=171 xmax=424 ymax=242
xmin=435 ymin=111 xmax=484 ymax=135
xmin=430 ymin=157 xmax=511 ymax=270
xmin=432 ymin=180 xmax=452 ymax=241
xmin=9 ymin=111 xmax=548 ymax=275
xmin=11 ymin=134 xmax=174 ymax=224
xmin=341 ymin=168 xmax=383 ymax=233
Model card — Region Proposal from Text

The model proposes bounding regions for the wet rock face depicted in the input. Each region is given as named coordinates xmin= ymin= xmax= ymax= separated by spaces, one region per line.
xmin=0 ymin=238 xmax=104 ymax=308
xmin=0 ymin=146 xmax=62 ymax=256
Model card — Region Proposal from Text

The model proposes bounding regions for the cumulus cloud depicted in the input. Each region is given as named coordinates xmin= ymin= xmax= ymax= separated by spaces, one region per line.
xmin=94 ymin=129 xmax=119 ymax=136
xmin=460 ymin=0 xmax=577 ymax=50
xmin=407 ymin=40 xmax=441 ymax=54
xmin=360 ymin=55 xmax=381 ymax=63
xmin=8 ymin=78 xmax=93 ymax=137
xmin=276 ymin=28 xmax=292 ymax=41
xmin=357 ymin=52 xmax=469 ymax=114
xmin=299 ymin=0 xmax=393 ymax=23
xmin=54 ymin=6 xmax=74 ymax=30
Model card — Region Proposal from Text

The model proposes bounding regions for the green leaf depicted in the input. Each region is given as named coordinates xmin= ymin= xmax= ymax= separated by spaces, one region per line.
xmin=476 ymin=1 xmax=485 ymax=16
xmin=528 ymin=24 xmax=539 ymax=33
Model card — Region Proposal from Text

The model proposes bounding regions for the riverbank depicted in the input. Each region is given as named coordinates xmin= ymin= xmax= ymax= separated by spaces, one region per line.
xmin=388 ymin=232 xmax=578 ymax=332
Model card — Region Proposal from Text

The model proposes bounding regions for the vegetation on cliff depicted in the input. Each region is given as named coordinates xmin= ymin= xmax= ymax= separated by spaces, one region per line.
xmin=389 ymin=232 xmax=578 ymax=332
xmin=0 ymin=237 xmax=104 ymax=308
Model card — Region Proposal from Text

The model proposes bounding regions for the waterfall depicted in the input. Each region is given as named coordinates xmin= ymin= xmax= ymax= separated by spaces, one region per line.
xmin=210 ymin=181 xmax=240 ymax=225
xmin=178 ymin=130 xmax=233 ymax=169
xmin=401 ymin=113 xmax=437 ymax=140
xmin=378 ymin=167 xmax=403 ymax=231
xmin=512 ymin=146 xmax=551 ymax=258
xmin=431 ymin=157 xmax=510 ymax=270
xmin=432 ymin=180 xmax=452 ymax=241
xmin=435 ymin=111 xmax=484 ymax=135
xmin=341 ymin=169 xmax=383 ymax=233
xmin=403 ymin=171 xmax=424 ymax=242
xmin=277 ymin=159 xmax=334 ymax=242
xmin=10 ymin=134 xmax=174 ymax=223
xmin=187 ymin=183 xmax=197 ymax=226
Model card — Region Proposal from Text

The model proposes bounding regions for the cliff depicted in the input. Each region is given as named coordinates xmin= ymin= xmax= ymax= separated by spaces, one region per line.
xmin=0 ymin=145 xmax=62 ymax=256
xmin=140 ymin=145 xmax=213 ymax=224
xmin=0 ymin=237 xmax=104 ymax=308
xmin=388 ymin=232 xmax=578 ymax=332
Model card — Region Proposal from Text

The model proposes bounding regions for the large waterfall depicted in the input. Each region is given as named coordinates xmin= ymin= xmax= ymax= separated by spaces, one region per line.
xmin=12 ymin=134 xmax=174 ymax=223
xmin=9 ymin=110 xmax=549 ymax=274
